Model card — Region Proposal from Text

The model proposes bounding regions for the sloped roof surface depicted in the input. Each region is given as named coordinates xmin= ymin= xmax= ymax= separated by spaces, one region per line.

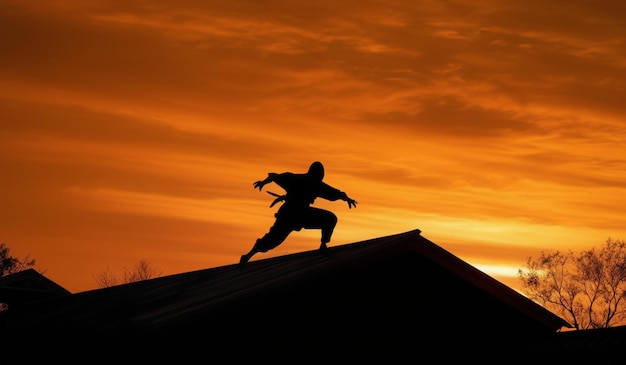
xmin=0 ymin=268 xmax=71 ymax=306
xmin=537 ymin=325 xmax=626 ymax=363
xmin=0 ymin=229 xmax=569 ymax=334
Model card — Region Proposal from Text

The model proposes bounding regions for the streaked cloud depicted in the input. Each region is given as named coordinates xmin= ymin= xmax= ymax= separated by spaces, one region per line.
xmin=2 ymin=0 xmax=626 ymax=292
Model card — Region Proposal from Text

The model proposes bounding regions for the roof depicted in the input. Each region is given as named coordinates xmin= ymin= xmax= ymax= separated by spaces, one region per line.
xmin=538 ymin=325 xmax=626 ymax=363
xmin=0 ymin=229 xmax=573 ymax=361
xmin=0 ymin=229 xmax=569 ymax=330
xmin=0 ymin=268 xmax=71 ymax=306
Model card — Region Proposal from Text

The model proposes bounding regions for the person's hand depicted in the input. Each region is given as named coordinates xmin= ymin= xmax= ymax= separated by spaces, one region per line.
xmin=345 ymin=197 xmax=357 ymax=209
xmin=254 ymin=174 xmax=276 ymax=191
xmin=253 ymin=180 xmax=267 ymax=191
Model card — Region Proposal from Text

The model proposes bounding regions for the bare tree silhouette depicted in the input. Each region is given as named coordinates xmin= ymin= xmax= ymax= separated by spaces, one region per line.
xmin=94 ymin=259 xmax=162 ymax=288
xmin=0 ymin=243 xmax=36 ymax=277
xmin=519 ymin=238 xmax=626 ymax=329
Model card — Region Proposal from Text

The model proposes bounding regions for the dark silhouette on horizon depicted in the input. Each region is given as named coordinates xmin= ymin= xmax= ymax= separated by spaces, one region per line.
xmin=240 ymin=161 xmax=357 ymax=266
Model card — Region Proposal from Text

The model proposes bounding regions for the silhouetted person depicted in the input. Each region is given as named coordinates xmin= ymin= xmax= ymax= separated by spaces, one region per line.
xmin=240 ymin=161 xmax=357 ymax=266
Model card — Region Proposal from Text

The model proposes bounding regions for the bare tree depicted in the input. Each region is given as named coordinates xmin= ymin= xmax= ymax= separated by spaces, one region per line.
xmin=93 ymin=265 xmax=119 ymax=288
xmin=94 ymin=259 xmax=163 ymax=288
xmin=0 ymin=243 xmax=36 ymax=277
xmin=123 ymin=259 xmax=162 ymax=283
xmin=518 ymin=238 xmax=626 ymax=329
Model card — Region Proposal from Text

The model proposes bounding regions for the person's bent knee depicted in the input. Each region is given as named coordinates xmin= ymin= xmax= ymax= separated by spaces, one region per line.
xmin=326 ymin=211 xmax=338 ymax=226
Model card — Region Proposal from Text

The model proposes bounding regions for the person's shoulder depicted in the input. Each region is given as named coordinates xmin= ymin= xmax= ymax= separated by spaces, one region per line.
xmin=319 ymin=181 xmax=340 ymax=191
xmin=273 ymin=171 xmax=296 ymax=182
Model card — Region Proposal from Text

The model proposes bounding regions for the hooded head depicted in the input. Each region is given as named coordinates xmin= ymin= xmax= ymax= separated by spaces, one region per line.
xmin=307 ymin=161 xmax=325 ymax=181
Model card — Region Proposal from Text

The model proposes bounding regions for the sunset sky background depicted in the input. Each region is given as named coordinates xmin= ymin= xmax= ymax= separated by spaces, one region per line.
xmin=2 ymin=0 xmax=626 ymax=293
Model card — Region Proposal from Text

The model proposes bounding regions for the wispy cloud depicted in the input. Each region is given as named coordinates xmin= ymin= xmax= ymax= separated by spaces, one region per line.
xmin=3 ymin=0 xmax=626 ymax=292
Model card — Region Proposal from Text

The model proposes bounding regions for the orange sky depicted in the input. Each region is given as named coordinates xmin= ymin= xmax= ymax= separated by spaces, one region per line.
xmin=2 ymin=1 xmax=626 ymax=293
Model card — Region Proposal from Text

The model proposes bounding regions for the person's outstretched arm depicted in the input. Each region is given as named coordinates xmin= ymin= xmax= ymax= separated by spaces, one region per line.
xmin=319 ymin=183 xmax=358 ymax=208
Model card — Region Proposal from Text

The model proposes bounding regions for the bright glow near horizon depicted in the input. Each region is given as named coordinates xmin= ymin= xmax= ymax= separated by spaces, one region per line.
xmin=2 ymin=1 xmax=626 ymax=293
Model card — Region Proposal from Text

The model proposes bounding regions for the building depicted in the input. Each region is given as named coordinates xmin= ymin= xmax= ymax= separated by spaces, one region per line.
xmin=1 ymin=229 xmax=623 ymax=362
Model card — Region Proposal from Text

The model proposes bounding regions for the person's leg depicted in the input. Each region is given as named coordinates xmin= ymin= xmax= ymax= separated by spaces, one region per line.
xmin=302 ymin=207 xmax=337 ymax=250
xmin=240 ymin=220 xmax=292 ymax=265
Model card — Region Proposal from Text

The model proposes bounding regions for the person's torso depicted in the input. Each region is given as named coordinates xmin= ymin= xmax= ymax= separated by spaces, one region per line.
xmin=275 ymin=173 xmax=326 ymax=206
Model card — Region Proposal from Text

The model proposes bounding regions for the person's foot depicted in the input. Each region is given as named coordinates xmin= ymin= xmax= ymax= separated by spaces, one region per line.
xmin=239 ymin=254 xmax=249 ymax=267
xmin=319 ymin=243 xmax=328 ymax=252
